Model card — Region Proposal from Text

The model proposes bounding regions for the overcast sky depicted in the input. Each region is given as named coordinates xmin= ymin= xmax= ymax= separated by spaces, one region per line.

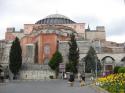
xmin=0 ymin=0 xmax=125 ymax=43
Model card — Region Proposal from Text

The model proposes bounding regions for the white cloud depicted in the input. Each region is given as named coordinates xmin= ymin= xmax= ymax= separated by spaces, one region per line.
xmin=107 ymin=35 xmax=125 ymax=43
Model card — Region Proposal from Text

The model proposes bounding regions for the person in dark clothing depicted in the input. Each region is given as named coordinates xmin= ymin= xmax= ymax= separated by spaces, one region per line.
xmin=68 ymin=73 xmax=75 ymax=86
xmin=81 ymin=75 xmax=85 ymax=81
xmin=80 ymin=74 xmax=85 ymax=87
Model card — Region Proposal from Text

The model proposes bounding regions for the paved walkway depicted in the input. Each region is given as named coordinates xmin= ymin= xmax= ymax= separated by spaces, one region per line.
xmin=0 ymin=79 xmax=107 ymax=93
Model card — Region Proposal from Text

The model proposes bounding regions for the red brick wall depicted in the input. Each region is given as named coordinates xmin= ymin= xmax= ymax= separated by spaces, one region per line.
xmin=20 ymin=33 xmax=57 ymax=64
xmin=38 ymin=34 xmax=57 ymax=64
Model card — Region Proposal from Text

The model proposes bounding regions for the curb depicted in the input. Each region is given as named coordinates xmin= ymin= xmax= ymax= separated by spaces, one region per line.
xmin=90 ymin=84 xmax=109 ymax=93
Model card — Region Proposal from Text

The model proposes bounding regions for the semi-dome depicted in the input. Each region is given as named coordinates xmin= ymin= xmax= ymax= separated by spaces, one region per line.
xmin=35 ymin=14 xmax=76 ymax=24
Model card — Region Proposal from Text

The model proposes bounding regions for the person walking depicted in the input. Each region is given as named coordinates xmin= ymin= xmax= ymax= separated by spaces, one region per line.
xmin=68 ymin=72 xmax=75 ymax=87
xmin=80 ymin=74 xmax=85 ymax=87
xmin=64 ymin=73 xmax=67 ymax=79
xmin=78 ymin=73 xmax=81 ymax=82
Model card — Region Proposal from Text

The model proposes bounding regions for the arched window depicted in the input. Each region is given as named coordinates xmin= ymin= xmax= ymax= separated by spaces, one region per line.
xmin=44 ymin=44 xmax=50 ymax=55
xmin=26 ymin=45 xmax=33 ymax=58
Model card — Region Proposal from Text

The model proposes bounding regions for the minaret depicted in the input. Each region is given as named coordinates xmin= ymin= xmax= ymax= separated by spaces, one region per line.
xmin=85 ymin=24 xmax=91 ymax=40
xmin=87 ymin=24 xmax=90 ymax=31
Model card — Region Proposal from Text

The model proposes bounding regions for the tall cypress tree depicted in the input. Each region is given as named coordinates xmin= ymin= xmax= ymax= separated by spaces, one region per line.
xmin=67 ymin=34 xmax=79 ymax=73
xmin=9 ymin=37 xmax=22 ymax=79
xmin=84 ymin=46 xmax=101 ymax=73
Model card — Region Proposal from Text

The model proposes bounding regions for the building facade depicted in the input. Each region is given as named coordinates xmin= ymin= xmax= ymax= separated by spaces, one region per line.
xmin=0 ymin=14 xmax=125 ymax=79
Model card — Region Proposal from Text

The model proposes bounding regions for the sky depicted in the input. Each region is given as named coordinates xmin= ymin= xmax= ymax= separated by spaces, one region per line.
xmin=0 ymin=0 xmax=125 ymax=43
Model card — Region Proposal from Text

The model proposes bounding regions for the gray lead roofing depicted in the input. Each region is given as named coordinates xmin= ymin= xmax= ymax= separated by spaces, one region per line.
xmin=35 ymin=14 xmax=76 ymax=24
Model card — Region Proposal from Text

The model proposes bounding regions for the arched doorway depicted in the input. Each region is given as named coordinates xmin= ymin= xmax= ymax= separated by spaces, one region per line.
xmin=34 ymin=42 xmax=38 ymax=64
xmin=121 ymin=57 xmax=125 ymax=62
xmin=101 ymin=56 xmax=115 ymax=75
xmin=121 ymin=57 xmax=125 ymax=66
xmin=44 ymin=57 xmax=49 ymax=65
xmin=43 ymin=57 xmax=50 ymax=70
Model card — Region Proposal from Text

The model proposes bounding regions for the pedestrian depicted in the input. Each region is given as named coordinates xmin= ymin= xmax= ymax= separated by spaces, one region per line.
xmin=64 ymin=73 xmax=67 ymax=79
xmin=62 ymin=72 xmax=64 ymax=79
xmin=90 ymin=76 xmax=94 ymax=81
xmin=68 ymin=73 xmax=75 ymax=87
xmin=78 ymin=73 xmax=81 ymax=82
xmin=80 ymin=74 xmax=85 ymax=87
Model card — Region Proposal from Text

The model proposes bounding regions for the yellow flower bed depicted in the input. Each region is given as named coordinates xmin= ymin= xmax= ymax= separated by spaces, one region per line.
xmin=97 ymin=73 xmax=125 ymax=83
xmin=96 ymin=73 xmax=125 ymax=93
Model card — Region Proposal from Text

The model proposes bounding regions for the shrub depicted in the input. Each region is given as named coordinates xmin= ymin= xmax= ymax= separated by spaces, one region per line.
xmin=118 ymin=67 xmax=125 ymax=73
xmin=114 ymin=66 xmax=121 ymax=73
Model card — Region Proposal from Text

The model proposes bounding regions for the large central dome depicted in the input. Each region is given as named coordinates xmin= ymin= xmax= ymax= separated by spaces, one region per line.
xmin=35 ymin=14 xmax=76 ymax=24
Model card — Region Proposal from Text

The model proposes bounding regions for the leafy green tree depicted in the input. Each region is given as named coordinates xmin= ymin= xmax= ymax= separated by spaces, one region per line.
xmin=67 ymin=34 xmax=79 ymax=73
xmin=48 ymin=50 xmax=63 ymax=77
xmin=84 ymin=46 xmax=101 ymax=73
xmin=9 ymin=37 xmax=22 ymax=79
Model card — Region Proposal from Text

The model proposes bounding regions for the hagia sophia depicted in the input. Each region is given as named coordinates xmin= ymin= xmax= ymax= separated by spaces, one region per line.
xmin=0 ymin=14 xmax=125 ymax=79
